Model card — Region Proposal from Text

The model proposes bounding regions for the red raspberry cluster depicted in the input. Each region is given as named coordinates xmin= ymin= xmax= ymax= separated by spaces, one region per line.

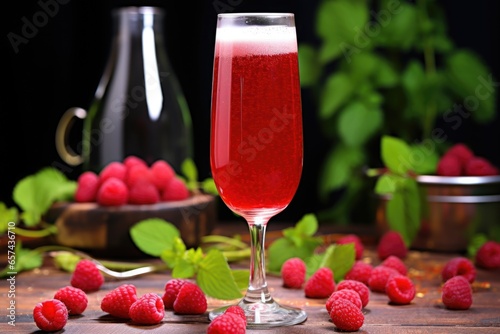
xmin=33 ymin=260 xmax=210 ymax=331
xmin=207 ymin=305 xmax=247 ymax=334
xmin=436 ymin=143 xmax=498 ymax=176
xmin=440 ymin=256 xmax=477 ymax=310
xmin=74 ymin=155 xmax=190 ymax=206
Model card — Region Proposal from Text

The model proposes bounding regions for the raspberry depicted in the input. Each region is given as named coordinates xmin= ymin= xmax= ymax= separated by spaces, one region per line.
xmin=326 ymin=289 xmax=362 ymax=313
xmin=125 ymin=164 xmax=153 ymax=188
xmin=280 ymin=257 xmax=306 ymax=289
xmin=386 ymin=276 xmax=416 ymax=305
xmin=162 ymin=177 xmax=190 ymax=201
xmin=54 ymin=286 xmax=88 ymax=315
xmin=96 ymin=177 xmax=128 ymax=206
xmin=124 ymin=155 xmax=148 ymax=170
xmin=368 ymin=266 xmax=402 ymax=293
xmin=445 ymin=143 xmax=474 ymax=166
xmin=173 ymin=282 xmax=207 ymax=315
xmin=377 ymin=231 xmax=408 ymax=260
xmin=337 ymin=234 xmax=364 ymax=260
xmin=465 ymin=157 xmax=499 ymax=176
xmin=436 ymin=154 xmax=462 ymax=176
xmin=99 ymin=161 xmax=127 ymax=183
xmin=441 ymin=257 xmax=476 ymax=283
xmin=129 ymin=292 xmax=165 ymax=325
xmin=224 ymin=305 xmax=247 ymax=327
xmin=128 ymin=180 xmax=160 ymax=204
xmin=336 ymin=279 xmax=370 ymax=308
xmin=329 ymin=298 xmax=364 ymax=332
xmin=381 ymin=255 xmax=408 ymax=275
xmin=442 ymin=275 xmax=473 ymax=310
xmin=162 ymin=279 xmax=189 ymax=310
xmin=345 ymin=261 xmax=373 ymax=286
xmin=70 ymin=259 xmax=104 ymax=292
xmin=475 ymin=241 xmax=500 ymax=269
xmin=207 ymin=312 xmax=246 ymax=334
xmin=150 ymin=160 xmax=175 ymax=191
xmin=101 ymin=284 xmax=138 ymax=318
xmin=304 ymin=267 xmax=335 ymax=299
xmin=74 ymin=171 xmax=100 ymax=202
xmin=33 ymin=299 xmax=68 ymax=332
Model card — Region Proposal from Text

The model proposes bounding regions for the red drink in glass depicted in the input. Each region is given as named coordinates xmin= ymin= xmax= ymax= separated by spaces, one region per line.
xmin=211 ymin=28 xmax=303 ymax=216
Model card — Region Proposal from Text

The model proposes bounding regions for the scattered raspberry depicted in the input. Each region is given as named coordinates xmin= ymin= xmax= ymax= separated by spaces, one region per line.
xmin=280 ymin=257 xmax=306 ymax=289
xmin=465 ymin=157 xmax=499 ymax=176
xmin=224 ymin=305 xmax=247 ymax=327
xmin=173 ymin=282 xmax=207 ymax=315
xmin=33 ymin=299 xmax=68 ymax=332
xmin=437 ymin=154 xmax=462 ymax=176
xmin=99 ymin=161 xmax=127 ymax=183
xmin=74 ymin=171 xmax=100 ymax=202
xmin=129 ymin=292 xmax=165 ymax=325
xmin=329 ymin=298 xmax=364 ymax=332
xmin=381 ymin=255 xmax=408 ymax=276
xmin=441 ymin=257 xmax=476 ymax=283
xmin=345 ymin=261 xmax=373 ymax=286
xmin=124 ymin=155 xmax=148 ymax=170
xmin=162 ymin=177 xmax=190 ymax=201
xmin=475 ymin=241 xmax=500 ymax=269
xmin=377 ymin=231 xmax=408 ymax=260
xmin=70 ymin=259 xmax=104 ymax=292
xmin=442 ymin=275 xmax=473 ymax=310
xmin=386 ymin=276 xmax=416 ymax=305
xmin=326 ymin=289 xmax=362 ymax=313
xmin=337 ymin=234 xmax=364 ymax=260
xmin=162 ymin=279 xmax=189 ymax=310
xmin=128 ymin=180 xmax=160 ymax=204
xmin=336 ymin=279 xmax=370 ymax=308
xmin=96 ymin=177 xmax=129 ymax=206
xmin=207 ymin=312 xmax=246 ymax=334
xmin=150 ymin=160 xmax=175 ymax=191
xmin=54 ymin=286 xmax=88 ymax=315
xmin=304 ymin=267 xmax=335 ymax=299
xmin=445 ymin=143 xmax=474 ymax=166
xmin=368 ymin=266 xmax=402 ymax=293
xmin=101 ymin=284 xmax=138 ymax=319
xmin=125 ymin=164 xmax=153 ymax=188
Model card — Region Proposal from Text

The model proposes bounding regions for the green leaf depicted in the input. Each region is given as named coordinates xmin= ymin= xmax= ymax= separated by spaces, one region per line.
xmin=320 ymin=244 xmax=355 ymax=283
xmin=376 ymin=3 xmax=418 ymax=50
xmin=338 ymin=102 xmax=383 ymax=147
xmin=181 ymin=158 xmax=198 ymax=183
xmin=1 ymin=241 xmax=43 ymax=277
xmin=201 ymin=178 xmax=219 ymax=196
xmin=294 ymin=213 xmax=318 ymax=237
xmin=13 ymin=167 xmax=77 ymax=226
xmin=231 ymin=269 xmax=250 ymax=291
xmin=445 ymin=50 xmax=496 ymax=122
xmin=374 ymin=174 xmax=398 ymax=195
xmin=197 ymin=249 xmax=243 ymax=300
xmin=373 ymin=57 xmax=399 ymax=88
xmin=305 ymin=254 xmax=323 ymax=279
xmin=129 ymin=219 xmax=180 ymax=256
xmin=53 ymin=251 xmax=81 ymax=272
xmin=467 ymin=234 xmax=488 ymax=259
xmin=298 ymin=44 xmax=321 ymax=87
xmin=316 ymin=0 xmax=369 ymax=63
xmin=318 ymin=145 xmax=364 ymax=199
xmin=381 ymin=136 xmax=412 ymax=175
xmin=172 ymin=258 xmax=196 ymax=278
xmin=266 ymin=236 xmax=321 ymax=274
xmin=409 ymin=143 xmax=439 ymax=174
xmin=0 ymin=203 xmax=18 ymax=233
xmin=319 ymin=73 xmax=353 ymax=119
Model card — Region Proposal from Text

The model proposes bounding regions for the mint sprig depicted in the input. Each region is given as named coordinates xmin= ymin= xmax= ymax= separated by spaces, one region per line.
xmin=130 ymin=218 xmax=246 ymax=300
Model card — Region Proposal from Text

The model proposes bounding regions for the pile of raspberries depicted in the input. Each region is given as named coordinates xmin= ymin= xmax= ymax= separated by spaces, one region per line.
xmin=74 ymin=155 xmax=190 ymax=206
xmin=437 ymin=143 xmax=498 ymax=176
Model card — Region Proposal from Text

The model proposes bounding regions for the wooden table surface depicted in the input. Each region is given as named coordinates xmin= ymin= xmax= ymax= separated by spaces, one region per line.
xmin=3 ymin=245 xmax=500 ymax=334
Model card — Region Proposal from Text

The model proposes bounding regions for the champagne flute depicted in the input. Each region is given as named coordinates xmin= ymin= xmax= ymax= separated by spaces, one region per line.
xmin=209 ymin=13 xmax=306 ymax=328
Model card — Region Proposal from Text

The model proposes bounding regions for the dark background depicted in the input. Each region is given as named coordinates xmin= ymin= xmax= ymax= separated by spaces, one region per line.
xmin=3 ymin=0 xmax=500 ymax=223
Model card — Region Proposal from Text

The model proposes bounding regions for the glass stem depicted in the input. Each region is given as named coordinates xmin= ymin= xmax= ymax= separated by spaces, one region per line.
xmin=244 ymin=218 xmax=272 ymax=304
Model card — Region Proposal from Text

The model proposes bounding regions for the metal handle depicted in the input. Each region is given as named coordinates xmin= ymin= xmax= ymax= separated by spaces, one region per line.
xmin=55 ymin=107 xmax=87 ymax=166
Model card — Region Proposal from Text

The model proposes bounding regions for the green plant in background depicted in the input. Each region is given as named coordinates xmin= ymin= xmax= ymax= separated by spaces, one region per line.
xmin=299 ymin=0 xmax=496 ymax=223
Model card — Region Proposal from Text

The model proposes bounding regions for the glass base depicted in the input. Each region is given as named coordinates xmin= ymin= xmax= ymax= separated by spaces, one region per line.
xmin=209 ymin=299 xmax=307 ymax=329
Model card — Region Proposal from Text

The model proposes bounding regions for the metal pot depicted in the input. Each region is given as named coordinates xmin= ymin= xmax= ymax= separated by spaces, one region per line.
xmin=375 ymin=175 xmax=500 ymax=252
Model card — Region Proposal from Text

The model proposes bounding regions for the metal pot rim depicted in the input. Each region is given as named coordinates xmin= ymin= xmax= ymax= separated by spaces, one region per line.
xmin=416 ymin=174 xmax=500 ymax=185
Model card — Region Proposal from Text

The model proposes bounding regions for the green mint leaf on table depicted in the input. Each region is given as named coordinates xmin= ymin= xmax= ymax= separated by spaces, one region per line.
xmin=319 ymin=244 xmax=355 ymax=283
xmin=267 ymin=214 xmax=323 ymax=273
xmin=1 ymin=241 xmax=43 ymax=278
xmin=53 ymin=251 xmax=81 ymax=272
xmin=231 ymin=269 xmax=251 ymax=291
xmin=171 ymin=247 xmax=204 ymax=279
xmin=130 ymin=218 xmax=180 ymax=257
xmin=0 ymin=203 xmax=18 ymax=233
xmin=13 ymin=167 xmax=77 ymax=226
xmin=197 ymin=249 xmax=243 ymax=300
